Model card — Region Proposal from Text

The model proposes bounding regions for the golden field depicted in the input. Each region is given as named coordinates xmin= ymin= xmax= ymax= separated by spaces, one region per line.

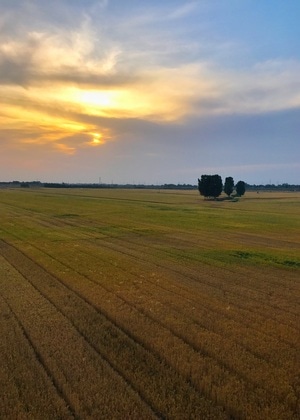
xmin=0 ymin=188 xmax=299 ymax=419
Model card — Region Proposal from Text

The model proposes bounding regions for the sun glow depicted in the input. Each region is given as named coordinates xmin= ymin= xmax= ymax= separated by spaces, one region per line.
xmin=68 ymin=88 xmax=122 ymax=116
xmin=65 ymin=86 xmax=183 ymax=120
xmin=0 ymin=73 xmax=188 ymax=158
xmin=89 ymin=132 xmax=104 ymax=145
xmin=1 ymin=98 xmax=104 ymax=154
xmin=79 ymin=90 xmax=115 ymax=108
xmin=22 ymin=82 xmax=186 ymax=122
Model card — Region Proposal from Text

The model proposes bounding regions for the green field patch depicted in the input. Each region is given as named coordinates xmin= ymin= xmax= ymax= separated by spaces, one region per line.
xmin=154 ymin=245 xmax=300 ymax=270
xmin=0 ymin=189 xmax=300 ymax=418
xmin=232 ymin=251 xmax=260 ymax=259
xmin=231 ymin=250 xmax=300 ymax=268
xmin=282 ymin=259 xmax=300 ymax=267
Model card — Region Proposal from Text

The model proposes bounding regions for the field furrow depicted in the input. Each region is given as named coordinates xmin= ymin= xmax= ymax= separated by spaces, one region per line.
xmin=0 ymin=250 xmax=161 ymax=419
xmin=6 ymin=202 xmax=298 ymax=330
xmin=0 ymin=267 xmax=74 ymax=419
xmin=0 ymin=188 xmax=299 ymax=419
xmin=2 ymin=239 xmax=298 ymax=419
xmin=0 ymin=240 xmax=227 ymax=419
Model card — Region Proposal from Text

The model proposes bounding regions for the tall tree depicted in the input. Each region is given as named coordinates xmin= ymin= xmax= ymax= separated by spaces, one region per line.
xmin=224 ymin=177 xmax=234 ymax=197
xmin=198 ymin=175 xmax=223 ymax=198
xmin=236 ymin=180 xmax=246 ymax=196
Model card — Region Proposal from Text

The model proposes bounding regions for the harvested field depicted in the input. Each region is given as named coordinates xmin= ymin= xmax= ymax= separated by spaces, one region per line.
xmin=0 ymin=188 xmax=299 ymax=419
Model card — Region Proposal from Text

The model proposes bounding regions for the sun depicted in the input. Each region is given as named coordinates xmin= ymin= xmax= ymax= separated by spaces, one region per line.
xmin=70 ymin=89 xmax=121 ymax=116
xmin=79 ymin=90 xmax=114 ymax=108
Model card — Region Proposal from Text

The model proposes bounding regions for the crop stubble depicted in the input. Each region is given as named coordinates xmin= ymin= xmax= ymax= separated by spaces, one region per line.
xmin=0 ymin=188 xmax=299 ymax=419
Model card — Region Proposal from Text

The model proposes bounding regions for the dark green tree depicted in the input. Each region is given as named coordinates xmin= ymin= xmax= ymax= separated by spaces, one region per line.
xmin=198 ymin=174 xmax=223 ymax=198
xmin=236 ymin=180 xmax=246 ymax=196
xmin=224 ymin=176 xmax=234 ymax=197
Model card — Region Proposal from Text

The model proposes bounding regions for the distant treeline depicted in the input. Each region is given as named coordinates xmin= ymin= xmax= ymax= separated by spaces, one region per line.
xmin=0 ymin=181 xmax=196 ymax=190
xmin=245 ymin=183 xmax=300 ymax=191
xmin=0 ymin=180 xmax=299 ymax=191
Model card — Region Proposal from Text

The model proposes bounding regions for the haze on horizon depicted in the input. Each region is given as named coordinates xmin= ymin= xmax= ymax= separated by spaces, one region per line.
xmin=0 ymin=0 xmax=299 ymax=185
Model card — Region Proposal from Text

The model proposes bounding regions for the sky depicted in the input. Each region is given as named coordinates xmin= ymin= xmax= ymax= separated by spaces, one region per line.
xmin=0 ymin=0 xmax=299 ymax=185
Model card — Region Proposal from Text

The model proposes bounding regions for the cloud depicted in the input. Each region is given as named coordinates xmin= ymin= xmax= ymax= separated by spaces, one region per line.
xmin=186 ymin=59 xmax=300 ymax=116
xmin=0 ymin=0 xmax=299 ymax=170
xmin=0 ymin=23 xmax=125 ymax=87
xmin=2 ymin=1 xmax=299 ymax=115
xmin=1 ymin=23 xmax=299 ymax=119
xmin=217 ymin=59 xmax=300 ymax=114
xmin=168 ymin=1 xmax=199 ymax=20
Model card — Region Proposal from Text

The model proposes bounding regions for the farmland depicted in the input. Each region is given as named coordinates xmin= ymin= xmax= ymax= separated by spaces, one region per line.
xmin=0 ymin=187 xmax=299 ymax=419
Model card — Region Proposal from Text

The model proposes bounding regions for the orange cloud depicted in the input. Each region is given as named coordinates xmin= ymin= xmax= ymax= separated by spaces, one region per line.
xmin=1 ymin=16 xmax=300 ymax=159
xmin=55 ymin=143 xmax=76 ymax=155
xmin=86 ymin=132 xmax=106 ymax=147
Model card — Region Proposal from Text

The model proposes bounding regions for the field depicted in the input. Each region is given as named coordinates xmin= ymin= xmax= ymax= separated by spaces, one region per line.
xmin=0 ymin=187 xmax=299 ymax=419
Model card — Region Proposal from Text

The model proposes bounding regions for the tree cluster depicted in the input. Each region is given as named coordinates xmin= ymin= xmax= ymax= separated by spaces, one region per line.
xmin=198 ymin=175 xmax=245 ymax=199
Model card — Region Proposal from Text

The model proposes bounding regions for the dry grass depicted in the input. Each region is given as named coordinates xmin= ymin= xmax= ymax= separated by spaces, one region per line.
xmin=0 ymin=188 xmax=299 ymax=419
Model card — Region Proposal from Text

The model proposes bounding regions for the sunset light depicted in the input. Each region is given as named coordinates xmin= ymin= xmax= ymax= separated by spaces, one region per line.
xmin=0 ymin=2 xmax=299 ymax=418
xmin=89 ymin=132 xmax=104 ymax=146
xmin=73 ymin=89 xmax=118 ymax=113
xmin=0 ymin=1 xmax=299 ymax=184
